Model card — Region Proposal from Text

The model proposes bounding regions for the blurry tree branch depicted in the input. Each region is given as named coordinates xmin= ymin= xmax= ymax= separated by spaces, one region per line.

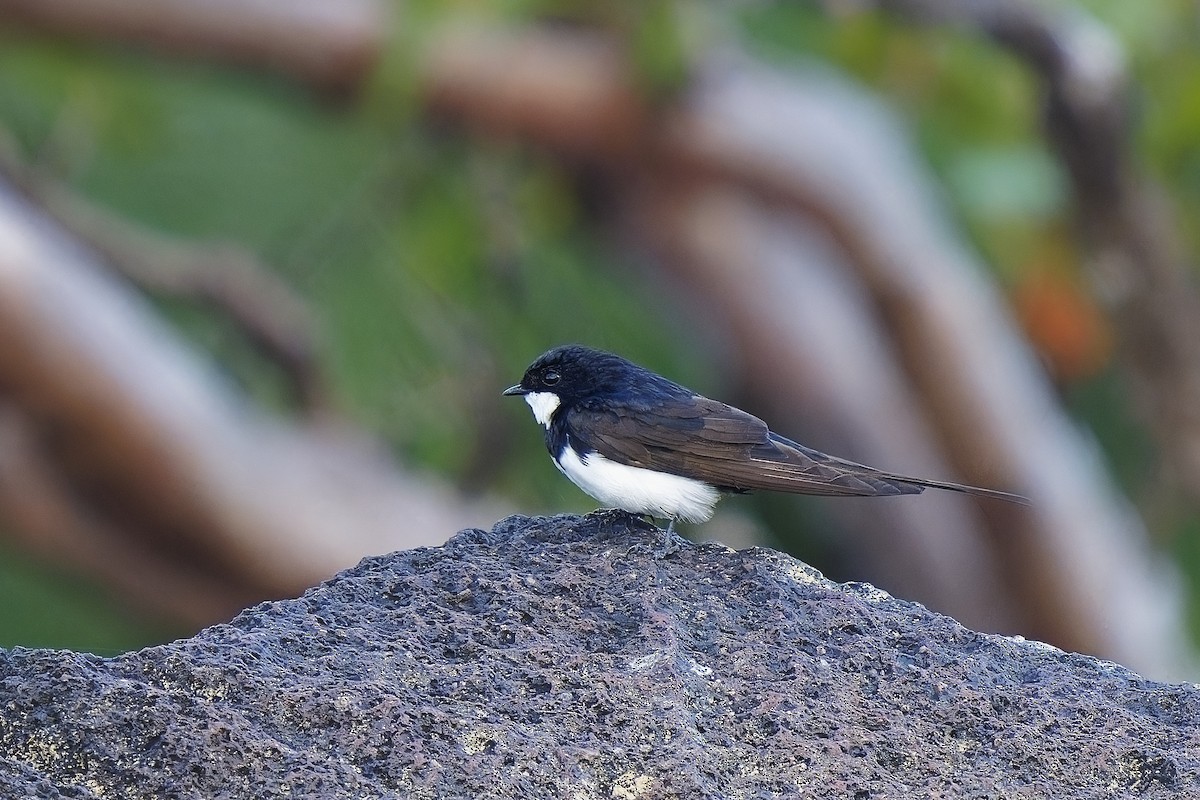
xmin=0 ymin=403 xmax=250 ymax=627
xmin=421 ymin=22 xmax=1193 ymax=679
xmin=861 ymin=0 xmax=1200 ymax=506
xmin=0 ymin=133 xmax=327 ymax=414
xmin=0 ymin=0 xmax=386 ymax=93
xmin=0 ymin=180 xmax=508 ymax=626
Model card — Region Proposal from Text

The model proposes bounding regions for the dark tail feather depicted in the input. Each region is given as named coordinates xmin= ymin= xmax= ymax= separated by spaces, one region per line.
xmin=769 ymin=435 xmax=1029 ymax=504
xmin=888 ymin=474 xmax=1030 ymax=506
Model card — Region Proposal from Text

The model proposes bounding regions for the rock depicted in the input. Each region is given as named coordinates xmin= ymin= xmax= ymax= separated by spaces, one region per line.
xmin=1 ymin=512 xmax=1196 ymax=798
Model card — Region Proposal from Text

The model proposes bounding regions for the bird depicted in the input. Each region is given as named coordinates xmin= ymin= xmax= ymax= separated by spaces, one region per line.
xmin=504 ymin=345 xmax=1028 ymax=542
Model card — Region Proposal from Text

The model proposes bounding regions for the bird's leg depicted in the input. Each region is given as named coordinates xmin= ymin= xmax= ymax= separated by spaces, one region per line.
xmin=654 ymin=517 xmax=682 ymax=558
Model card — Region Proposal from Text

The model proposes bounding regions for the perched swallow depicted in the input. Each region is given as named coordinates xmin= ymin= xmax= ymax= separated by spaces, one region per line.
xmin=504 ymin=345 xmax=1027 ymax=534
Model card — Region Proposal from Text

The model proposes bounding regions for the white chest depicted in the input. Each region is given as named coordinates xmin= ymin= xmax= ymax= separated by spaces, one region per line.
xmin=553 ymin=446 xmax=719 ymax=523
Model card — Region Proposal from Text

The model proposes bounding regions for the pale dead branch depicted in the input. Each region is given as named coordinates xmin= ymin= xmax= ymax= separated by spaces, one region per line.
xmin=0 ymin=134 xmax=328 ymax=414
xmin=0 ymin=0 xmax=387 ymax=93
xmin=864 ymin=0 xmax=1200 ymax=505
xmin=0 ymin=181 xmax=509 ymax=624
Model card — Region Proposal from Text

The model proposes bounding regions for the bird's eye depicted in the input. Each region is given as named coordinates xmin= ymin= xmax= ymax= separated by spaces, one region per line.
xmin=543 ymin=369 xmax=561 ymax=386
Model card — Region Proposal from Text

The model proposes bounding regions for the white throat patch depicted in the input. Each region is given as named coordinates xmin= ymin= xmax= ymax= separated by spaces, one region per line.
xmin=523 ymin=391 xmax=561 ymax=428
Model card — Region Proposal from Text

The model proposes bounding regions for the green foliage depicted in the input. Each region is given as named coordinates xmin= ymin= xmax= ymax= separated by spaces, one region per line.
xmin=1173 ymin=514 xmax=1200 ymax=645
xmin=0 ymin=539 xmax=177 ymax=654
xmin=0 ymin=23 xmax=713 ymax=649
xmin=739 ymin=0 xmax=1200 ymax=640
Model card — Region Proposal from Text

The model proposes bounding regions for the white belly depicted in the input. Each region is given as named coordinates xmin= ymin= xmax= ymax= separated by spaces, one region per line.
xmin=554 ymin=446 xmax=719 ymax=523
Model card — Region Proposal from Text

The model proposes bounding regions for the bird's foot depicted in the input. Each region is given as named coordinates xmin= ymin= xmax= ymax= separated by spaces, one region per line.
xmin=591 ymin=510 xmax=683 ymax=557
xmin=592 ymin=508 xmax=644 ymax=533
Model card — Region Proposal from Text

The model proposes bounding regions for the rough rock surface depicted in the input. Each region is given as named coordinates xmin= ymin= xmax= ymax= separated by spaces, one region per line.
xmin=1 ymin=512 xmax=1196 ymax=799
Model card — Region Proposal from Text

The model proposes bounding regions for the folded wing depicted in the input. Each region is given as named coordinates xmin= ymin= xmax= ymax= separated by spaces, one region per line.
xmin=568 ymin=396 xmax=1027 ymax=503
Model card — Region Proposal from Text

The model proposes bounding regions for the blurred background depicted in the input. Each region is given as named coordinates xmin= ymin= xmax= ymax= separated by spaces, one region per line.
xmin=1 ymin=0 xmax=1198 ymax=681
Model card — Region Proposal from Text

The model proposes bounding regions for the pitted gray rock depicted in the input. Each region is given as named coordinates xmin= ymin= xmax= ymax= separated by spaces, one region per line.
xmin=1 ymin=512 xmax=1196 ymax=798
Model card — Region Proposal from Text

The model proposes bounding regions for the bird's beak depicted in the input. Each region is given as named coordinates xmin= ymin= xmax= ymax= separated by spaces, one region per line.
xmin=502 ymin=384 xmax=528 ymax=397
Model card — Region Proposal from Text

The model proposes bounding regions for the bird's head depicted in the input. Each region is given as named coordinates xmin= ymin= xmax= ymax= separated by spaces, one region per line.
xmin=503 ymin=345 xmax=645 ymax=427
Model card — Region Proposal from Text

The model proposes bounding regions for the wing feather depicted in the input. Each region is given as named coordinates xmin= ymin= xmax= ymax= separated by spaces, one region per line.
xmin=566 ymin=396 xmax=1027 ymax=504
xmin=567 ymin=397 xmax=921 ymax=497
